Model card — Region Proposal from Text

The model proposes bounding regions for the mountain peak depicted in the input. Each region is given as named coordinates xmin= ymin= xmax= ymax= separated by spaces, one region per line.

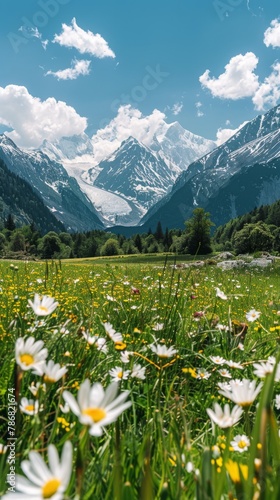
xmin=0 ymin=133 xmax=18 ymax=148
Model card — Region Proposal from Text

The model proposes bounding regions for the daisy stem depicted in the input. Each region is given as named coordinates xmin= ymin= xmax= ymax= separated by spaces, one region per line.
xmin=244 ymin=407 xmax=251 ymax=436
xmin=113 ymin=420 xmax=122 ymax=500
xmin=76 ymin=427 xmax=89 ymax=498
xmin=214 ymin=428 xmax=232 ymax=500
xmin=15 ymin=367 xmax=22 ymax=437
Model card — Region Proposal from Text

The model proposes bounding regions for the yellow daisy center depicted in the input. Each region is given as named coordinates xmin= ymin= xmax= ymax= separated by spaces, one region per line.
xmin=44 ymin=376 xmax=56 ymax=384
xmin=239 ymin=401 xmax=253 ymax=408
xmin=117 ymin=371 xmax=123 ymax=379
xmin=237 ymin=440 xmax=247 ymax=449
xmin=42 ymin=478 xmax=61 ymax=498
xmin=25 ymin=405 xmax=34 ymax=412
xmin=39 ymin=306 xmax=49 ymax=313
xmin=82 ymin=408 xmax=106 ymax=422
xmin=20 ymin=354 xmax=35 ymax=366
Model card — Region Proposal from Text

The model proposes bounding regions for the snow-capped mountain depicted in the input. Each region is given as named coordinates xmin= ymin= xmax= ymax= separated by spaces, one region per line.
xmin=139 ymin=104 xmax=280 ymax=231
xmin=39 ymin=122 xmax=216 ymax=226
xmin=150 ymin=121 xmax=216 ymax=173
xmin=92 ymin=136 xmax=176 ymax=209
xmin=0 ymin=134 xmax=103 ymax=232
xmin=41 ymin=133 xmax=94 ymax=162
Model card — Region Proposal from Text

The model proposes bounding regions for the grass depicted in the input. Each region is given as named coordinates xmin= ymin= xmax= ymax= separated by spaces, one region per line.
xmin=0 ymin=256 xmax=279 ymax=499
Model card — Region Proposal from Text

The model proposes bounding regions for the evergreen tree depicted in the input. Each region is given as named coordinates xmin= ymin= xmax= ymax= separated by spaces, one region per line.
xmin=154 ymin=221 xmax=164 ymax=241
xmin=5 ymin=213 xmax=16 ymax=231
xmin=163 ymin=228 xmax=172 ymax=251
xmin=185 ymin=208 xmax=214 ymax=255
xmin=134 ymin=234 xmax=143 ymax=253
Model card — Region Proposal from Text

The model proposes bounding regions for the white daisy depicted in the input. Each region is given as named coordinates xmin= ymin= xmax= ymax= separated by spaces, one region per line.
xmin=275 ymin=394 xmax=280 ymax=410
xmin=131 ymin=363 xmax=146 ymax=380
xmin=218 ymin=379 xmax=263 ymax=408
xmin=82 ymin=332 xmax=108 ymax=353
xmin=215 ymin=287 xmax=227 ymax=300
xmin=206 ymin=402 xmax=243 ymax=429
xmin=43 ymin=360 xmax=68 ymax=384
xmin=230 ymin=434 xmax=250 ymax=453
xmin=63 ymin=379 xmax=131 ymax=436
xmin=210 ymin=356 xmax=226 ymax=365
xmin=120 ymin=351 xmax=132 ymax=364
xmin=245 ymin=309 xmax=261 ymax=322
xmin=20 ymin=397 xmax=40 ymax=415
xmin=28 ymin=293 xmax=58 ymax=316
xmin=29 ymin=382 xmax=46 ymax=397
xmin=152 ymin=323 xmax=164 ymax=331
xmin=226 ymin=360 xmax=244 ymax=369
xmin=196 ymin=369 xmax=211 ymax=380
xmin=2 ymin=441 xmax=72 ymax=499
xmin=150 ymin=343 xmax=177 ymax=358
xmin=15 ymin=337 xmax=48 ymax=375
xmin=216 ymin=324 xmax=229 ymax=332
xmin=253 ymin=360 xmax=274 ymax=378
xmin=217 ymin=381 xmax=232 ymax=391
xmin=106 ymin=294 xmax=116 ymax=302
xmin=109 ymin=366 xmax=130 ymax=382
xmin=103 ymin=322 xmax=123 ymax=343
xmin=218 ymin=369 xmax=232 ymax=378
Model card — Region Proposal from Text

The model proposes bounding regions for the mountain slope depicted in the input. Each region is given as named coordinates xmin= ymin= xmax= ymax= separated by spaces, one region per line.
xmin=205 ymin=157 xmax=280 ymax=228
xmin=0 ymin=158 xmax=64 ymax=233
xmin=150 ymin=121 xmax=216 ymax=173
xmin=0 ymin=135 xmax=104 ymax=232
xmin=92 ymin=137 xmax=175 ymax=211
xmin=140 ymin=105 xmax=280 ymax=231
xmin=41 ymin=133 xmax=94 ymax=162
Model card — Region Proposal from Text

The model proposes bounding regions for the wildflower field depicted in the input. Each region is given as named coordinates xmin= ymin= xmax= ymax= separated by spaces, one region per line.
xmin=0 ymin=256 xmax=280 ymax=499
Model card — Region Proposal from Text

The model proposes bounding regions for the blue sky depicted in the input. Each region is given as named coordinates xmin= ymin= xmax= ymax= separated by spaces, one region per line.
xmin=0 ymin=0 xmax=280 ymax=149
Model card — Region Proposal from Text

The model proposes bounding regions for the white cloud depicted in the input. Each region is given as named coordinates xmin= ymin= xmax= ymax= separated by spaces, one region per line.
xmin=42 ymin=40 xmax=49 ymax=50
xmin=216 ymin=121 xmax=249 ymax=146
xmin=199 ymin=52 xmax=259 ymax=100
xmin=195 ymin=101 xmax=204 ymax=117
xmin=264 ymin=19 xmax=280 ymax=48
xmin=46 ymin=59 xmax=91 ymax=80
xmin=91 ymin=105 xmax=167 ymax=164
xmin=53 ymin=18 xmax=115 ymax=58
xmin=19 ymin=26 xmax=41 ymax=39
xmin=253 ymin=62 xmax=280 ymax=110
xmin=0 ymin=85 xmax=87 ymax=148
xmin=172 ymin=102 xmax=183 ymax=115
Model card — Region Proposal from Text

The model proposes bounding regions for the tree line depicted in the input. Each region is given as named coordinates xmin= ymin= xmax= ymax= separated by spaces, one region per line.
xmin=2 ymin=200 xmax=280 ymax=260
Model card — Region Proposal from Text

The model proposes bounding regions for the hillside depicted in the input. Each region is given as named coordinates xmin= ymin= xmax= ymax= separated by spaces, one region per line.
xmin=0 ymin=158 xmax=64 ymax=233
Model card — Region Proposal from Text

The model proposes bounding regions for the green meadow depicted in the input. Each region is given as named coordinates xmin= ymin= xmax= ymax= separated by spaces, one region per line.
xmin=0 ymin=255 xmax=280 ymax=499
